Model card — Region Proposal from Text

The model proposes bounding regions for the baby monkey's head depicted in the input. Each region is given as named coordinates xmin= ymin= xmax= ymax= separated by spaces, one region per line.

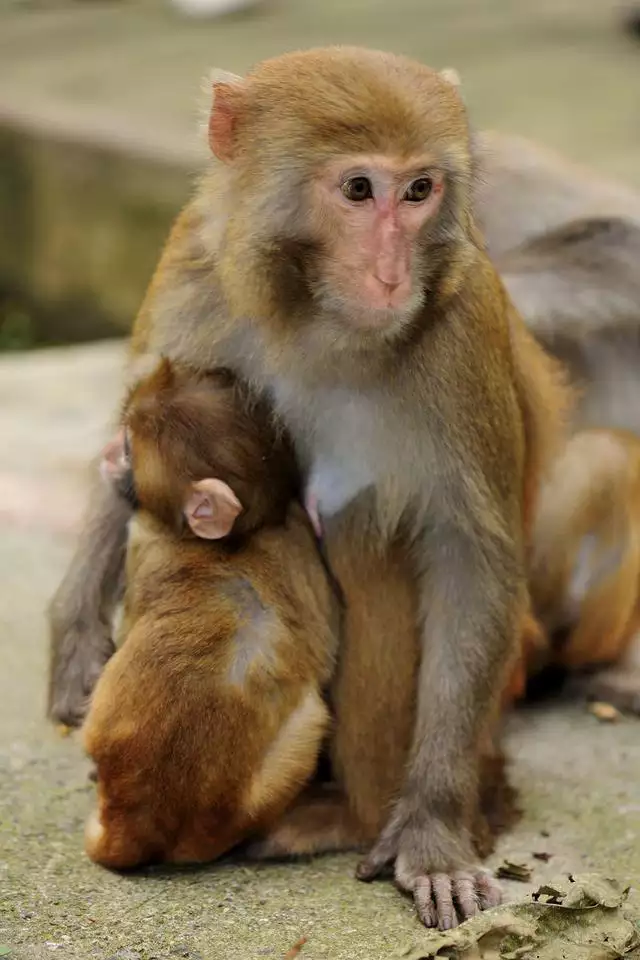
xmin=102 ymin=359 xmax=298 ymax=540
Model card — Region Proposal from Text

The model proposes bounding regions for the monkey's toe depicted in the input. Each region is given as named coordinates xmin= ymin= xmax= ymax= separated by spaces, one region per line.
xmin=355 ymin=834 xmax=397 ymax=881
xmin=413 ymin=876 xmax=438 ymax=927
xmin=475 ymin=869 xmax=502 ymax=910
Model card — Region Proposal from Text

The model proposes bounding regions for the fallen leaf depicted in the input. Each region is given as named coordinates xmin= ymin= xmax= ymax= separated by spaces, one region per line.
xmin=532 ymin=852 xmax=552 ymax=862
xmin=283 ymin=936 xmax=307 ymax=959
xmin=56 ymin=724 xmax=73 ymax=738
xmin=397 ymin=873 xmax=639 ymax=959
xmin=495 ymin=860 xmax=533 ymax=882
xmin=588 ymin=701 xmax=621 ymax=723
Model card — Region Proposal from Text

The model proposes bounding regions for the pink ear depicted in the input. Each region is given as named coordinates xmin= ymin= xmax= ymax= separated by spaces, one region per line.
xmin=209 ymin=79 xmax=246 ymax=163
xmin=100 ymin=428 xmax=129 ymax=484
xmin=185 ymin=478 xmax=242 ymax=540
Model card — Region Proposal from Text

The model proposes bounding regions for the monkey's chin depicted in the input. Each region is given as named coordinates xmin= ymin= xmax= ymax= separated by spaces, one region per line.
xmin=311 ymin=285 xmax=424 ymax=344
xmin=347 ymin=290 xmax=424 ymax=335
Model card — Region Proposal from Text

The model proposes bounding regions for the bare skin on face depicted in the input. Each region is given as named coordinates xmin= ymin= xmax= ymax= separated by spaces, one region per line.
xmin=312 ymin=155 xmax=445 ymax=322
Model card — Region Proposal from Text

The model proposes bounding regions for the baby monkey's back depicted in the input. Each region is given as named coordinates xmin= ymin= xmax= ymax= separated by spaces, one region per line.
xmin=83 ymin=360 xmax=338 ymax=868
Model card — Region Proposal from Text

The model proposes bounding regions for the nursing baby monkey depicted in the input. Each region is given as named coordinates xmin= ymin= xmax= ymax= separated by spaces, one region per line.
xmin=84 ymin=359 xmax=338 ymax=867
xmin=53 ymin=48 xmax=572 ymax=928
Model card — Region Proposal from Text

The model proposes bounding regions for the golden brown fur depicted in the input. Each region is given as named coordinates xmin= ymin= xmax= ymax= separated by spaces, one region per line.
xmin=83 ymin=362 xmax=338 ymax=868
xmin=49 ymin=128 xmax=640 ymax=733
xmin=74 ymin=49 xmax=569 ymax=926
xmin=525 ymin=429 xmax=640 ymax=709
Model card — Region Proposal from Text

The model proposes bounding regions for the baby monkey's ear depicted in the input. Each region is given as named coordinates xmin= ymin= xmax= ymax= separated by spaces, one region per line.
xmin=184 ymin=478 xmax=242 ymax=539
xmin=100 ymin=428 xmax=129 ymax=484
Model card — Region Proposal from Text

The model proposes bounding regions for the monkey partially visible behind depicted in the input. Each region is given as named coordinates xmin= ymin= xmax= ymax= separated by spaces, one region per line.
xmin=83 ymin=359 xmax=338 ymax=868
xmin=523 ymin=428 xmax=640 ymax=712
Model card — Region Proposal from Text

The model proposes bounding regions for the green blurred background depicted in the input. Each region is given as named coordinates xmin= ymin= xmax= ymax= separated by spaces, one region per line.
xmin=0 ymin=0 xmax=639 ymax=350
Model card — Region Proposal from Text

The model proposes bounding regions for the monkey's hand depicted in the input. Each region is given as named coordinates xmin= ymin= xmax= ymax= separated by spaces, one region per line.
xmin=356 ymin=802 xmax=502 ymax=929
xmin=48 ymin=613 xmax=115 ymax=726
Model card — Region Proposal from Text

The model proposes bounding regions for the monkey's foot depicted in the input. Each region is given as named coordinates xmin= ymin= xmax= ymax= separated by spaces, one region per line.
xmin=246 ymin=791 xmax=365 ymax=859
xmin=356 ymin=811 xmax=502 ymax=929
xmin=47 ymin=617 xmax=115 ymax=726
xmin=580 ymin=666 xmax=640 ymax=716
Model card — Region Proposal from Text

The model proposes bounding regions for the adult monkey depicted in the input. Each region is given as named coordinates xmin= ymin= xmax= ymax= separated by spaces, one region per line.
xmin=47 ymin=48 xmax=630 ymax=919
xmin=50 ymin=88 xmax=640 ymax=730
xmin=51 ymin=47 xmax=567 ymax=927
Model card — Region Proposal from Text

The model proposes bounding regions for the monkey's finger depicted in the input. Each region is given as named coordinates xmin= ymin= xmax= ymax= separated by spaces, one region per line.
xmin=355 ymin=836 xmax=397 ymax=881
xmin=475 ymin=870 xmax=503 ymax=910
xmin=432 ymin=873 xmax=458 ymax=930
xmin=412 ymin=876 xmax=438 ymax=928
xmin=452 ymin=872 xmax=479 ymax=922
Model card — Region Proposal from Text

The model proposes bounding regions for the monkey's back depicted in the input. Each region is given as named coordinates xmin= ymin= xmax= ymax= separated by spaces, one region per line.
xmin=83 ymin=503 xmax=337 ymax=868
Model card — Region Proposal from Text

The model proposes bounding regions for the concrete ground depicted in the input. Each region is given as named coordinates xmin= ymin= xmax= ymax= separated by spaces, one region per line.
xmin=1 ymin=343 xmax=639 ymax=960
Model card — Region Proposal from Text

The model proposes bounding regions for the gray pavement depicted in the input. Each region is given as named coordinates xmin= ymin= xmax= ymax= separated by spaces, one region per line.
xmin=0 ymin=343 xmax=639 ymax=960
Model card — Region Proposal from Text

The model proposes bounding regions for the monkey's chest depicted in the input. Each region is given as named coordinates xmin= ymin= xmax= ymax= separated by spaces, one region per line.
xmin=271 ymin=380 xmax=427 ymax=521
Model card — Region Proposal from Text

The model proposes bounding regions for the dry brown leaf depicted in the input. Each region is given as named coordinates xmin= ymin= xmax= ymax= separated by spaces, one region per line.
xmin=588 ymin=701 xmax=621 ymax=723
xmin=495 ymin=860 xmax=532 ymax=882
xmin=283 ymin=936 xmax=307 ymax=959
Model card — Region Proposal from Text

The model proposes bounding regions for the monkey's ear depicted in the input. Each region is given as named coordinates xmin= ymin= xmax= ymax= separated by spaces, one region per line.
xmin=439 ymin=67 xmax=461 ymax=89
xmin=153 ymin=356 xmax=176 ymax=389
xmin=100 ymin=428 xmax=129 ymax=484
xmin=208 ymin=70 xmax=246 ymax=164
xmin=185 ymin=478 xmax=242 ymax=539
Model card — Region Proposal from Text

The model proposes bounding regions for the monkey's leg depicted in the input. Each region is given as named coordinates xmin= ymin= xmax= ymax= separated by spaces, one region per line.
xmin=358 ymin=525 xmax=520 ymax=929
xmin=572 ymin=629 xmax=640 ymax=715
xmin=246 ymin=787 xmax=369 ymax=860
xmin=328 ymin=536 xmax=418 ymax=839
xmin=48 ymin=467 xmax=131 ymax=726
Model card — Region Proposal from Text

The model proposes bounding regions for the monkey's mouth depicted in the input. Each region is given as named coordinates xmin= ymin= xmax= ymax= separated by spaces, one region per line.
xmin=362 ymin=274 xmax=413 ymax=311
xmin=350 ymin=286 xmax=425 ymax=333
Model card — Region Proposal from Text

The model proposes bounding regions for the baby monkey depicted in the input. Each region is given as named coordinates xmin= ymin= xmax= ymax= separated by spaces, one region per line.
xmin=83 ymin=359 xmax=338 ymax=868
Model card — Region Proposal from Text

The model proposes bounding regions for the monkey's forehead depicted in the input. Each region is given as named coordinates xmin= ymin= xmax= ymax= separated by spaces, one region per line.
xmin=241 ymin=46 xmax=469 ymax=161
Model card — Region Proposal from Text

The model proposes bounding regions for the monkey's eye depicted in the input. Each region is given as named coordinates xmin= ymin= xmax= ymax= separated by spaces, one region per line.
xmin=341 ymin=176 xmax=374 ymax=202
xmin=404 ymin=177 xmax=433 ymax=203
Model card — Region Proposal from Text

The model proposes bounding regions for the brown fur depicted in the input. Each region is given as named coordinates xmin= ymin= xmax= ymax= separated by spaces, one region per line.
xmin=83 ymin=362 xmax=338 ymax=868
xmin=57 ymin=49 xmax=571 ymax=927
xmin=48 ymin=133 xmax=640 ymax=733
xmin=152 ymin=48 xmax=560 ymax=926
xmin=526 ymin=429 xmax=640 ymax=710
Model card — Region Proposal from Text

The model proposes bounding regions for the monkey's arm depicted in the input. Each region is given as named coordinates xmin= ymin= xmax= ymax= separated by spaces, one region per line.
xmin=358 ymin=491 xmax=522 ymax=927
xmin=47 ymin=204 xmax=220 ymax=725
xmin=48 ymin=470 xmax=131 ymax=724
